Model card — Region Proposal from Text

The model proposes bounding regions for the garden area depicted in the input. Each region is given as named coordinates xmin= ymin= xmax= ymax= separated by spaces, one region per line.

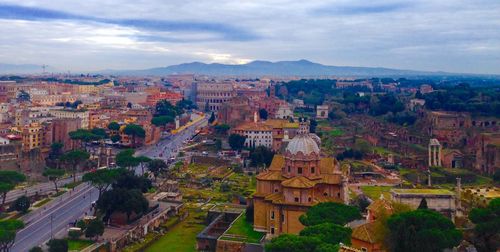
xmin=67 ymin=239 xmax=94 ymax=251
xmin=360 ymin=185 xmax=392 ymax=200
xmin=220 ymin=212 xmax=265 ymax=243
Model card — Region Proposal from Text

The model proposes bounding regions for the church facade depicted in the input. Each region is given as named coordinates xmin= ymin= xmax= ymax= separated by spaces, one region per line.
xmin=252 ymin=122 xmax=348 ymax=236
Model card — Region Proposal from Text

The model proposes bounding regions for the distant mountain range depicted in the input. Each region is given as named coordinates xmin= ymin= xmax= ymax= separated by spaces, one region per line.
xmin=1 ymin=60 xmax=496 ymax=77
xmin=101 ymin=60 xmax=457 ymax=77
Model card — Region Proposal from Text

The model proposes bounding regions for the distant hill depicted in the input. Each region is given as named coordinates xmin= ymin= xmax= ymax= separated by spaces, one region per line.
xmin=105 ymin=59 xmax=450 ymax=77
xmin=0 ymin=63 xmax=56 ymax=75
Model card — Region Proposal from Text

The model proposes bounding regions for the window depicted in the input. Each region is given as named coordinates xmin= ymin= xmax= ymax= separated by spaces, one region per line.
xmin=271 ymin=211 xmax=275 ymax=220
xmin=294 ymin=197 xmax=299 ymax=202
xmin=361 ymin=248 xmax=368 ymax=252
xmin=308 ymin=197 xmax=312 ymax=202
xmin=287 ymin=166 xmax=291 ymax=172
xmin=298 ymin=167 xmax=302 ymax=174
xmin=280 ymin=214 xmax=284 ymax=223
xmin=311 ymin=167 xmax=315 ymax=173
xmin=323 ymin=192 xmax=328 ymax=196
xmin=270 ymin=227 xmax=275 ymax=234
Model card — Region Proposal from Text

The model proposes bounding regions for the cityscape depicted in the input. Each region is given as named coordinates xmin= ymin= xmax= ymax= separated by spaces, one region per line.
xmin=0 ymin=1 xmax=499 ymax=252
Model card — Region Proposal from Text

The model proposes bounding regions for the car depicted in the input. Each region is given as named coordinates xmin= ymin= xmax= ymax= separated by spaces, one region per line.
xmin=202 ymin=151 xmax=208 ymax=156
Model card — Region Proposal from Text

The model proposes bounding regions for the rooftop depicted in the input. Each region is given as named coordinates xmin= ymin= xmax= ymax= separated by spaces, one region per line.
xmin=391 ymin=188 xmax=454 ymax=195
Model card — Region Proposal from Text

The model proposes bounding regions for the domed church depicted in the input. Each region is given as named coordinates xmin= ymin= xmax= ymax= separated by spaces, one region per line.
xmin=252 ymin=120 xmax=349 ymax=237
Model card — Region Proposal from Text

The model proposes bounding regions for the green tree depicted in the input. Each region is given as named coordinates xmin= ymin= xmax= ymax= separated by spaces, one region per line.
xmin=83 ymin=168 xmax=125 ymax=198
xmin=208 ymin=112 xmax=215 ymax=124
xmin=97 ymin=188 xmax=149 ymax=222
xmin=155 ymin=100 xmax=178 ymax=117
xmin=259 ymin=108 xmax=268 ymax=120
xmin=250 ymin=146 xmax=275 ymax=167
xmin=113 ymin=171 xmax=152 ymax=193
xmin=85 ymin=219 xmax=104 ymax=240
xmin=418 ymin=198 xmax=428 ymax=209
xmin=387 ymin=209 xmax=462 ymax=252
xmin=115 ymin=149 xmax=139 ymax=169
xmin=48 ymin=142 xmax=64 ymax=167
xmin=29 ymin=246 xmax=43 ymax=252
xmin=469 ymin=198 xmax=500 ymax=252
xmin=107 ymin=121 xmax=120 ymax=131
xmin=300 ymin=223 xmax=352 ymax=245
xmin=214 ymin=124 xmax=230 ymax=135
xmin=123 ymin=124 xmax=146 ymax=147
xmin=11 ymin=196 xmax=30 ymax=213
xmin=299 ymin=202 xmax=362 ymax=226
xmin=61 ymin=150 xmax=90 ymax=183
xmin=151 ymin=116 xmax=174 ymax=127
xmin=47 ymin=238 xmax=68 ymax=252
xmin=110 ymin=134 xmax=121 ymax=143
xmin=0 ymin=219 xmax=24 ymax=252
xmin=0 ymin=171 xmax=26 ymax=208
xmin=17 ymin=90 xmax=30 ymax=102
xmin=69 ymin=129 xmax=101 ymax=149
xmin=228 ymin=134 xmax=246 ymax=151
xmin=67 ymin=229 xmax=81 ymax=240
xmin=136 ymin=156 xmax=152 ymax=175
xmin=265 ymin=234 xmax=323 ymax=252
xmin=147 ymin=159 xmax=168 ymax=180
xmin=215 ymin=139 xmax=222 ymax=151
xmin=91 ymin=128 xmax=107 ymax=139
xmin=43 ymin=168 xmax=65 ymax=193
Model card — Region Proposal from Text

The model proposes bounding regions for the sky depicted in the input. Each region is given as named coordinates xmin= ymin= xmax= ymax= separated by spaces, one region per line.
xmin=0 ymin=0 xmax=499 ymax=74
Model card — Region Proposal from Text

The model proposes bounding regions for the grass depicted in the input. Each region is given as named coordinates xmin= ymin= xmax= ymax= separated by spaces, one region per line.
xmin=63 ymin=181 xmax=82 ymax=189
xmin=145 ymin=209 xmax=206 ymax=252
xmin=391 ymin=188 xmax=454 ymax=195
xmin=33 ymin=198 xmax=51 ymax=208
xmin=67 ymin=239 xmax=93 ymax=251
xmin=123 ymin=233 xmax=158 ymax=252
xmin=223 ymin=213 xmax=264 ymax=244
xmin=328 ymin=128 xmax=344 ymax=137
xmin=361 ymin=186 xmax=392 ymax=200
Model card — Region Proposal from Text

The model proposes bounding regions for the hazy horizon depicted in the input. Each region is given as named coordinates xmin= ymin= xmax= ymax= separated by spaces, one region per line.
xmin=0 ymin=0 xmax=499 ymax=74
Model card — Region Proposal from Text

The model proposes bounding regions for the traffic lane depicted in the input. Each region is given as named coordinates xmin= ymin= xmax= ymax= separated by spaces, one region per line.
xmin=6 ymin=175 xmax=83 ymax=203
xmin=12 ymin=186 xmax=97 ymax=252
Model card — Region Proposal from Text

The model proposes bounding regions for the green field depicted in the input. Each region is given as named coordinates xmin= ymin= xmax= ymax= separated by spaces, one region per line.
xmin=67 ymin=239 xmax=93 ymax=251
xmin=223 ymin=213 xmax=264 ymax=244
xmin=361 ymin=186 xmax=392 ymax=200
xmin=145 ymin=209 xmax=206 ymax=252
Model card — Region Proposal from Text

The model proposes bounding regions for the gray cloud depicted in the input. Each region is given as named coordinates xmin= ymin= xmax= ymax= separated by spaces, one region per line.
xmin=0 ymin=0 xmax=499 ymax=74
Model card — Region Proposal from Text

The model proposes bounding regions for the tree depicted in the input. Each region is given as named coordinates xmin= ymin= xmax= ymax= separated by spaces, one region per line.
xmin=83 ymin=168 xmax=125 ymax=198
xmin=151 ymin=116 xmax=174 ymax=127
xmin=43 ymin=168 xmax=65 ymax=193
xmin=29 ymin=246 xmax=43 ymax=252
xmin=67 ymin=229 xmax=81 ymax=240
xmin=387 ymin=209 xmax=461 ymax=252
xmin=0 ymin=219 xmax=24 ymax=252
xmin=250 ymin=146 xmax=274 ymax=167
xmin=265 ymin=234 xmax=323 ymax=252
xmin=215 ymin=139 xmax=222 ymax=151
xmin=147 ymin=159 xmax=168 ymax=180
xmin=48 ymin=142 xmax=64 ymax=166
xmin=0 ymin=171 xmax=26 ymax=208
xmin=113 ymin=171 xmax=152 ymax=193
xmin=299 ymin=202 xmax=362 ymax=226
xmin=115 ymin=149 xmax=139 ymax=169
xmin=85 ymin=219 xmax=104 ymax=240
xmin=17 ymin=90 xmax=30 ymax=102
xmin=69 ymin=129 xmax=102 ymax=149
xmin=418 ymin=198 xmax=428 ymax=209
xmin=300 ymin=223 xmax=352 ymax=245
xmin=91 ymin=128 xmax=107 ymax=139
xmin=123 ymin=124 xmax=146 ymax=147
xmin=155 ymin=100 xmax=178 ymax=117
xmin=107 ymin=121 xmax=120 ymax=131
xmin=176 ymin=99 xmax=197 ymax=111
xmin=493 ymin=170 xmax=500 ymax=184
xmin=259 ymin=108 xmax=268 ymax=120
xmin=214 ymin=124 xmax=230 ymax=135
xmin=60 ymin=149 xmax=90 ymax=183
xmin=469 ymin=198 xmax=500 ymax=252
xmin=136 ymin=156 xmax=152 ymax=175
xmin=11 ymin=195 xmax=30 ymax=213
xmin=228 ymin=134 xmax=246 ymax=151
xmin=47 ymin=238 xmax=68 ymax=252
xmin=309 ymin=119 xmax=317 ymax=133
xmin=97 ymin=188 xmax=149 ymax=222
xmin=208 ymin=112 xmax=215 ymax=124
xmin=110 ymin=134 xmax=121 ymax=143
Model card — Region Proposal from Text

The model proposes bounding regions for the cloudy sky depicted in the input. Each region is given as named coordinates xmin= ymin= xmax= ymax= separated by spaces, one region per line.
xmin=0 ymin=0 xmax=499 ymax=74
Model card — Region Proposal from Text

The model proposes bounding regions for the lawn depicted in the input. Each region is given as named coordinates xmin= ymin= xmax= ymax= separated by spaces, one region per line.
xmin=33 ymin=198 xmax=51 ymax=208
xmin=328 ymin=128 xmax=344 ymax=137
xmin=361 ymin=186 xmax=393 ymax=200
xmin=67 ymin=239 xmax=93 ymax=251
xmin=222 ymin=213 xmax=264 ymax=244
xmin=145 ymin=209 xmax=206 ymax=252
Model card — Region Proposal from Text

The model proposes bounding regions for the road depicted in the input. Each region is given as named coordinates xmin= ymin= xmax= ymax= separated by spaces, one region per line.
xmin=5 ymin=175 xmax=83 ymax=204
xmin=10 ymin=113 xmax=207 ymax=251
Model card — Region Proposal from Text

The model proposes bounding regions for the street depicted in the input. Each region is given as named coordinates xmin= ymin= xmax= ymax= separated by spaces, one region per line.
xmin=10 ymin=114 xmax=207 ymax=251
xmin=5 ymin=175 xmax=83 ymax=204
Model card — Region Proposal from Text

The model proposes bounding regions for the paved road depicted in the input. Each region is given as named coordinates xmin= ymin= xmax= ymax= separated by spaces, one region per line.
xmin=10 ymin=113 xmax=207 ymax=251
xmin=11 ymin=184 xmax=98 ymax=252
xmin=5 ymin=175 xmax=83 ymax=204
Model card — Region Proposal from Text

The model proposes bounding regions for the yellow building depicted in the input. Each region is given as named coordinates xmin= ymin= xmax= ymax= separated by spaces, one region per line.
xmin=253 ymin=122 xmax=348 ymax=237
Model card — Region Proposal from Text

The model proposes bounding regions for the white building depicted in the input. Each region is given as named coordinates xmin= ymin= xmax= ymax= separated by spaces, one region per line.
xmin=275 ymin=104 xmax=293 ymax=119
xmin=50 ymin=109 xmax=90 ymax=129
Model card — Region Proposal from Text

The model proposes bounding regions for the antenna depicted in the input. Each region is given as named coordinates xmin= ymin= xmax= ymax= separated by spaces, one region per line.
xmin=42 ymin=64 xmax=48 ymax=74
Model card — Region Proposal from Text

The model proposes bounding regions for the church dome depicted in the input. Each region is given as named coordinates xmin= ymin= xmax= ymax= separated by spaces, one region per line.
xmin=286 ymin=134 xmax=320 ymax=156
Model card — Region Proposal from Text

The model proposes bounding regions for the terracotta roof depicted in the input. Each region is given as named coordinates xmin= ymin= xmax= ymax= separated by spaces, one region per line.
xmin=366 ymin=198 xmax=393 ymax=215
xmin=339 ymin=245 xmax=362 ymax=252
xmin=352 ymin=222 xmax=378 ymax=244
xmin=233 ymin=122 xmax=272 ymax=131
xmin=268 ymin=155 xmax=285 ymax=171
xmin=264 ymin=119 xmax=299 ymax=129
xmin=319 ymin=157 xmax=338 ymax=174
xmin=281 ymin=176 xmax=315 ymax=188
xmin=256 ymin=170 xmax=283 ymax=181
xmin=264 ymin=193 xmax=284 ymax=202
xmin=318 ymin=174 xmax=342 ymax=184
